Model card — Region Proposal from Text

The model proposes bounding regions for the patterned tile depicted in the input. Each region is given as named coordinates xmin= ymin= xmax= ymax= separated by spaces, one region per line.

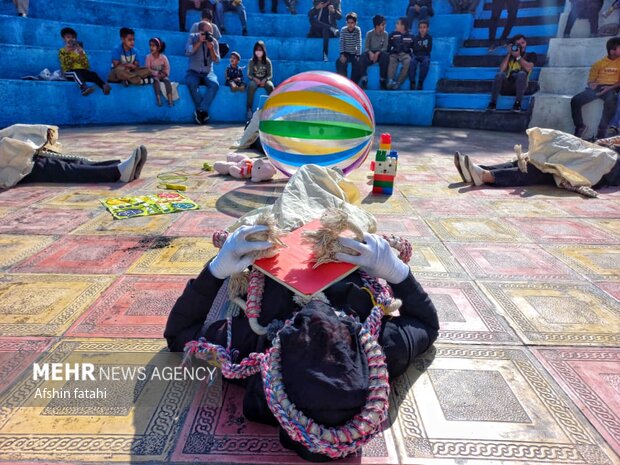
xmin=0 ymin=234 xmax=56 ymax=270
xmin=411 ymin=199 xmax=492 ymax=217
xmin=596 ymin=282 xmax=620 ymax=300
xmin=553 ymin=199 xmax=620 ymax=218
xmin=479 ymin=281 xmax=620 ymax=346
xmin=486 ymin=199 xmax=569 ymax=217
xmin=373 ymin=215 xmax=438 ymax=243
xmin=390 ymin=345 xmax=619 ymax=464
xmin=398 ymin=184 xmax=460 ymax=199
xmin=127 ymin=237 xmax=217 ymax=275
xmin=419 ymin=279 xmax=519 ymax=344
xmin=172 ymin=381 xmax=399 ymax=464
xmin=426 ymin=218 xmax=527 ymax=243
xmin=361 ymin=192 xmax=415 ymax=215
xmin=533 ymin=347 xmax=620 ymax=457
xmin=164 ymin=210 xmax=235 ymax=237
xmin=41 ymin=189 xmax=125 ymax=209
xmin=448 ymin=243 xmax=579 ymax=281
xmin=505 ymin=218 xmax=617 ymax=244
xmin=66 ymin=275 xmax=189 ymax=338
xmin=0 ymin=207 xmax=94 ymax=235
xmin=408 ymin=243 xmax=469 ymax=279
xmin=0 ymin=337 xmax=54 ymax=393
xmin=11 ymin=236 xmax=147 ymax=274
xmin=585 ymin=219 xmax=620 ymax=239
xmin=0 ymin=274 xmax=113 ymax=336
xmin=0 ymin=186 xmax=57 ymax=207
xmin=0 ymin=339 xmax=194 ymax=462
xmin=546 ymin=245 xmax=620 ymax=281
xmin=71 ymin=211 xmax=175 ymax=236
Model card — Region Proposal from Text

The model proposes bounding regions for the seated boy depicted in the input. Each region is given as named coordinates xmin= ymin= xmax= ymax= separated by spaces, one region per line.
xmin=108 ymin=27 xmax=153 ymax=86
xmin=59 ymin=27 xmax=111 ymax=96
xmin=409 ymin=19 xmax=432 ymax=90
xmin=335 ymin=12 xmax=362 ymax=82
xmin=358 ymin=14 xmax=389 ymax=90
xmin=225 ymin=51 xmax=245 ymax=91
xmin=386 ymin=17 xmax=413 ymax=90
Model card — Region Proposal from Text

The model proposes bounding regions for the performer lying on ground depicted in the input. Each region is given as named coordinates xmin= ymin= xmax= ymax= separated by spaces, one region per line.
xmin=0 ymin=124 xmax=148 ymax=189
xmin=453 ymin=127 xmax=620 ymax=197
xmin=165 ymin=165 xmax=439 ymax=462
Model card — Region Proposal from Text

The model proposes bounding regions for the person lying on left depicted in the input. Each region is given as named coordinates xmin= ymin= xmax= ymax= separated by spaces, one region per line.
xmin=0 ymin=124 xmax=147 ymax=189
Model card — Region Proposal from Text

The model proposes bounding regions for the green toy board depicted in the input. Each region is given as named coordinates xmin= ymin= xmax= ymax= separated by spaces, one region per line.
xmin=102 ymin=192 xmax=199 ymax=219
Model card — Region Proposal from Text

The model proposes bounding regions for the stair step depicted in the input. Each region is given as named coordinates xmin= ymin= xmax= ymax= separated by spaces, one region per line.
xmin=475 ymin=14 xmax=561 ymax=28
xmin=457 ymin=44 xmax=547 ymax=56
xmin=463 ymin=36 xmax=550 ymax=48
xmin=437 ymin=78 xmax=539 ymax=94
xmin=470 ymin=23 xmax=558 ymax=39
xmin=445 ymin=66 xmax=541 ymax=80
xmin=433 ymin=108 xmax=531 ymax=132
xmin=453 ymin=54 xmax=546 ymax=67
xmin=482 ymin=0 xmax=564 ymax=10
xmin=478 ymin=6 xmax=563 ymax=19
xmin=436 ymin=93 xmax=531 ymax=111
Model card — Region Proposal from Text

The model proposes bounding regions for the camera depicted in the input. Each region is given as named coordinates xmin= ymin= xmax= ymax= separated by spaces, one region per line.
xmin=68 ymin=39 xmax=83 ymax=48
xmin=510 ymin=44 xmax=521 ymax=52
xmin=201 ymin=31 xmax=214 ymax=42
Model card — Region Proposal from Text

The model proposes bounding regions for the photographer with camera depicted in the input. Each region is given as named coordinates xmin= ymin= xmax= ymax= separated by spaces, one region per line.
xmin=571 ymin=37 xmax=620 ymax=140
xmin=58 ymin=27 xmax=111 ymax=97
xmin=185 ymin=21 xmax=221 ymax=124
xmin=486 ymin=34 xmax=536 ymax=112
xmin=308 ymin=0 xmax=342 ymax=61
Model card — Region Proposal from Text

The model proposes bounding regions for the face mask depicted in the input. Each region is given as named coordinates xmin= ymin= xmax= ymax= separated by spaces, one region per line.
xmin=255 ymin=51 xmax=264 ymax=58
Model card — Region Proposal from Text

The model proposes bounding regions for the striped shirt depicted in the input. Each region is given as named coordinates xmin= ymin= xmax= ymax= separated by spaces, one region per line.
xmin=339 ymin=25 xmax=362 ymax=55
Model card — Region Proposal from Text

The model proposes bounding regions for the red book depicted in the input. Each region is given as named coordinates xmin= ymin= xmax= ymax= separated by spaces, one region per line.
xmin=253 ymin=219 xmax=359 ymax=296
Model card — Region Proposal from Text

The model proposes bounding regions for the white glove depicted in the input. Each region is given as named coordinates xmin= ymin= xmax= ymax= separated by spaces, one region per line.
xmin=335 ymin=233 xmax=410 ymax=284
xmin=208 ymin=225 xmax=272 ymax=279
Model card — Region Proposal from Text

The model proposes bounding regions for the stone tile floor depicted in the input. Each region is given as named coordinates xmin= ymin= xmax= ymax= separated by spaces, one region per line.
xmin=0 ymin=124 xmax=618 ymax=464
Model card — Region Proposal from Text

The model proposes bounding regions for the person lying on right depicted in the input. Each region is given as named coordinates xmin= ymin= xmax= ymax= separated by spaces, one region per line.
xmin=453 ymin=127 xmax=620 ymax=197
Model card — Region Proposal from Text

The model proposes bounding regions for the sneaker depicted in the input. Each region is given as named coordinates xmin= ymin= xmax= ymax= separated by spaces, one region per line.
xmin=465 ymin=155 xmax=484 ymax=186
xmin=458 ymin=152 xmax=472 ymax=183
xmin=194 ymin=110 xmax=204 ymax=125
xmin=122 ymin=80 xmax=129 ymax=87
xmin=379 ymin=79 xmax=387 ymax=90
xmin=323 ymin=53 xmax=329 ymax=62
xmin=417 ymin=82 xmax=423 ymax=90
xmin=512 ymin=100 xmax=522 ymax=112
xmin=103 ymin=83 xmax=111 ymax=95
xmin=290 ymin=7 xmax=297 ymax=14
xmin=359 ymin=76 xmax=368 ymax=89
xmin=259 ymin=6 xmax=265 ymax=12
xmin=133 ymin=146 xmax=148 ymax=181
xmin=574 ymin=125 xmax=587 ymax=139
xmin=488 ymin=42 xmax=496 ymax=52
xmin=607 ymin=126 xmax=619 ymax=137
xmin=388 ymin=81 xmax=399 ymax=90
xmin=242 ymin=28 xmax=248 ymax=36
xmin=202 ymin=111 xmax=210 ymax=123
xmin=486 ymin=101 xmax=496 ymax=112
xmin=453 ymin=152 xmax=470 ymax=183
xmin=409 ymin=81 xmax=415 ymax=90
xmin=81 ymin=86 xmax=95 ymax=96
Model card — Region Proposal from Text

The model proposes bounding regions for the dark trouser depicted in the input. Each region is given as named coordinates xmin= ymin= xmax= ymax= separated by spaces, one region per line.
xmin=153 ymin=77 xmax=173 ymax=97
xmin=215 ymin=0 xmax=248 ymax=29
xmin=258 ymin=0 xmax=277 ymax=12
xmin=335 ymin=53 xmax=360 ymax=82
xmin=409 ymin=55 xmax=430 ymax=86
xmin=247 ymin=79 xmax=274 ymax=110
xmin=571 ymin=86 xmax=618 ymax=137
xmin=449 ymin=0 xmax=481 ymax=13
xmin=490 ymin=70 xmax=527 ymax=104
xmin=481 ymin=160 xmax=555 ymax=187
xmin=358 ymin=51 xmax=389 ymax=82
xmin=407 ymin=5 xmax=430 ymax=29
xmin=21 ymin=155 xmax=121 ymax=184
xmin=179 ymin=0 xmax=213 ymax=31
xmin=64 ymin=69 xmax=106 ymax=89
xmin=596 ymin=158 xmax=620 ymax=187
xmin=308 ymin=13 xmax=337 ymax=55
xmin=564 ymin=1 xmax=603 ymax=36
xmin=489 ymin=0 xmax=520 ymax=43
xmin=186 ymin=69 xmax=219 ymax=112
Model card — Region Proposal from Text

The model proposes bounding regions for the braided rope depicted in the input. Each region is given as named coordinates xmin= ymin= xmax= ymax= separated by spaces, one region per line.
xmin=381 ymin=234 xmax=412 ymax=264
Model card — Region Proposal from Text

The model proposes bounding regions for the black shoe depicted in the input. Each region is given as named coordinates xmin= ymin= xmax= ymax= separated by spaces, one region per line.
xmin=574 ymin=125 xmax=587 ymax=138
xmin=220 ymin=27 xmax=227 ymax=34
xmin=242 ymin=28 xmax=248 ymax=36
xmin=202 ymin=111 xmax=210 ymax=123
xmin=488 ymin=42 xmax=496 ymax=52
xmin=409 ymin=82 xmax=415 ymax=90
xmin=194 ymin=110 xmax=204 ymax=125
xmin=417 ymin=82 xmax=423 ymax=90
xmin=486 ymin=101 xmax=496 ymax=111
xmin=359 ymin=77 xmax=368 ymax=89
xmin=512 ymin=100 xmax=522 ymax=112
xmin=380 ymin=80 xmax=387 ymax=90
xmin=259 ymin=7 xmax=265 ymax=12
xmin=122 ymin=80 xmax=129 ymax=87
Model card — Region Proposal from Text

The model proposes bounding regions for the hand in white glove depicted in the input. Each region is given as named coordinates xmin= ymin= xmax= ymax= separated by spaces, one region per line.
xmin=335 ymin=233 xmax=410 ymax=284
xmin=208 ymin=225 xmax=272 ymax=279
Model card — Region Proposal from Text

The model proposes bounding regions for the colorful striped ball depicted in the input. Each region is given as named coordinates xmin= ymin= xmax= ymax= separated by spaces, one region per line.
xmin=259 ymin=71 xmax=375 ymax=177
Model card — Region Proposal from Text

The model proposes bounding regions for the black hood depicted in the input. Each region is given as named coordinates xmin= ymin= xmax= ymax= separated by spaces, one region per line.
xmin=279 ymin=300 xmax=369 ymax=426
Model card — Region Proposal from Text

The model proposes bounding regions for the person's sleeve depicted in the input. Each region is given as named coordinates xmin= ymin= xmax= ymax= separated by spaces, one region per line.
xmin=381 ymin=32 xmax=389 ymax=52
xmin=213 ymin=24 xmax=222 ymax=39
xmin=145 ymin=54 xmax=152 ymax=70
xmin=58 ymin=49 xmax=68 ymax=73
xmin=247 ymin=61 xmax=254 ymax=79
xmin=589 ymin=59 xmax=601 ymax=83
xmin=190 ymin=22 xmax=198 ymax=33
xmin=363 ymin=31 xmax=371 ymax=52
xmin=526 ymin=51 xmax=537 ymax=66
xmin=163 ymin=55 xmax=171 ymax=77
xmin=83 ymin=52 xmax=91 ymax=69
xmin=185 ymin=35 xmax=196 ymax=56
xmin=390 ymin=271 xmax=440 ymax=331
xmin=339 ymin=29 xmax=345 ymax=53
xmin=428 ymin=36 xmax=433 ymax=54
xmin=225 ymin=66 xmax=232 ymax=81
xmin=333 ymin=0 xmax=342 ymax=18
xmin=356 ymin=27 xmax=362 ymax=55
xmin=111 ymin=46 xmax=121 ymax=66
xmin=212 ymin=38 xmax=221 ymax=62
xmin=133 ymin=48 xmax=141 ymax=66
xmin=266 ymin=58 xmax=273 ymax=81
xmin=164 ymin=261 xmax=225 ymax=352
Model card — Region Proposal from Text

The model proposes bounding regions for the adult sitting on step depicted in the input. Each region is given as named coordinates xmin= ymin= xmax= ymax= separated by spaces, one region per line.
xmin=571 ymin=37 xmax=620 ymax=140
xmin=563 ymin=0 xmax=604 ymax=39
xmin=486 ymin=34 xmax=537 ymax=113
xmin=179 ymin=0 xmax=214 ymax=32
xmin=308 ymin=0 xmax=343 ymax=62
xmin=453 ymin=127 xmax=620 ymax=198
xmin=214 ymin=0 xmax=248 ymax=36
xmin=185 ymin=21 xmax=221 ymax=125
xmin=0 ymin=125 xmax=147 ymax=189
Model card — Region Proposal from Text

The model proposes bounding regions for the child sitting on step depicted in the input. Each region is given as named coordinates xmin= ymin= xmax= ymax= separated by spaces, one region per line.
xmin=386 ymin=17 xmax=413 ymax=90
xmin=409 ymin=19 xmax=432 ymax=90
xmin=58 ymin=28 xmax=111 ymax=97
xmin=146 ymin=37 xmax=174 ymax=107
xmin=225 ymin=51 xmax=246 ymax=92
xmin=108 ymin=27 xmax=153 ymax=86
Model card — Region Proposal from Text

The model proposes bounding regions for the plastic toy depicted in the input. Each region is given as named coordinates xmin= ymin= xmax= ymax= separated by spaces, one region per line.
xmin=258 ymin=71 xmax=375 ymax=177
xmin=370 ymin=133 xmax=398 ymax=195
xmin=213 ymin=153 xmax=277 ymax=182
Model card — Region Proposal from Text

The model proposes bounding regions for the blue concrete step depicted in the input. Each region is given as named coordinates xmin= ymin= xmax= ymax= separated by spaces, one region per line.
xmin=435 ymin=92 xmax=531 ymax=110
xmin=482 ymin=0 xmax=564 ymax=10
xmin=477 ymin=6 xmax=563 ymax=19
xmin=457 ymin=44 xmax=548 ymax=56
xmin=437 ymin=78 xmax=539 ymax=95
xmin=444 ymin=66 xmax=541 ymax=80
xmin=463 ymin=36 xmax=550 ymax=48
xmin=0 ymin=44 xmax=444 ymax=90
xmin=470 ymin=24 xmax=558 ymax=39
xmin=0 ymin=79 xmax=436 ymax=126
xmin=453 ymin=53 xmax=546 ymax=67
xmin=433 ymin=108 xmax=531 ymax=132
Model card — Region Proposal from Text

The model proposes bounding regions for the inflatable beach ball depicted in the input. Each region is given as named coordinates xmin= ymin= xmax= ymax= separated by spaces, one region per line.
xmin=259 ymin=71 xmax=375 ymax=176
